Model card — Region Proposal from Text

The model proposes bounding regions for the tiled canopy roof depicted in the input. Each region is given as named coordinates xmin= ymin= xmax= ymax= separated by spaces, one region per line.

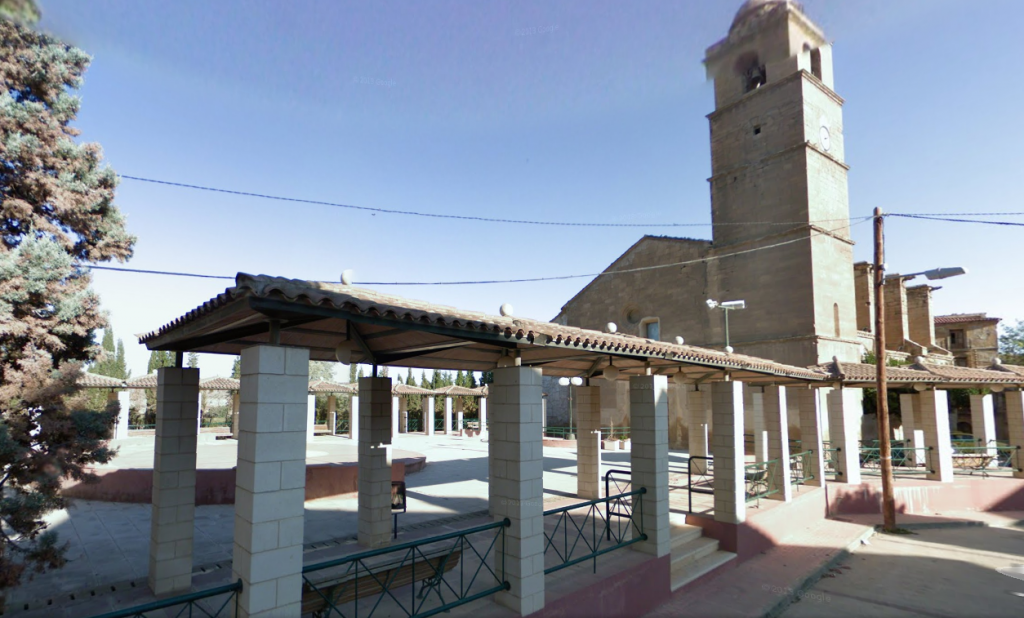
xmin=138 ymin=273 xmax=829 ymax=384
xmin=78 ymin=373 xmax=125 ymax=389
xmin=433 ymin=385 xmax=486 ymax=397
xmin=816 ymin=357 xmax=1024 ymax=386
xmin=934 ymin=313 xmax=1000 ymax=325
xmin=308 ymin=380 xmax=357 ymax=394
xmin=393 ymin=383 xmax=435 ymax=396
xmin=200 ymin=377 xmax=240 ymax=391
xmin=125 ymin=374 xmax=158 ymax=389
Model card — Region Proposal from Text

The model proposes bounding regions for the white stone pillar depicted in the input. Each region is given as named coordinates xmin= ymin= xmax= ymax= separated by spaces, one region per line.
xmin=900 ymin=393 xmax=926 ymax=465
xmin=349 ymin=395 xmax=359 ymax=440
xmin=149 ymin=366 xmax=200 ymax=596
xmin=1006 ymin=391 xmax=1024 ymax=479
xmin=541 ymin=395 xmax=548 ymax=428
xmin=827 ymin=389 xmax=863 ymax=484
xmin=232 ymin=346 xmax=309 ymax=618
xmin=489 ymin=366 xmax=545 ymax=616
xmin=763 ymin=385 xmax=792 ymax=501
xmin=711 ymin=381 xmax=745 ymax=524
xmin=576 ymin=386 xmax=602 ymax=500
xmin=791 ymin=387 xmax=825 ymax=488
xmin=687 ymin=386 xmax=710 ymax=474
xmin=479 ymin=396 xmax=488 ymax=440
xmin=630 ymin=375 xmax=670 ymax=557
xmin=115 ymin=390 xmax=130 ymax=440
xmin=916 ymin=390 xmax=954 ymax=482
xmin=328 ymin=395 xmax=337 ymax=435
xmin=196 ymin=390 xmax=203 ymax=435
xmin=359 ymin=377 xmax=394 ymax=548
xmin=751 ymin=388 xmax=767 ymax=463
xmin=444 ymin=396 xmax=453 ymax=434
xmin=456 ymin=398 xmax=464 ymax=435
xmin=307 ymin=394 xmax=316 ymax=443
xmin=391 ymin=395 xmax=399 ymax=439
xmin=399 ymin=396 xmax=408 ymax=434
xmin=425 ymin=396 xmax=435 ymax=436
xmin=231 ymin=392 xmax=241 ymax=440
xmin=970 ymin=394 xmax=996 ymax=457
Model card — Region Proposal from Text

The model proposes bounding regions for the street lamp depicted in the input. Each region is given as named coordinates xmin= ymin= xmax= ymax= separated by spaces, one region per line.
xmin=873 ymin=208 xmax=967 ymax=532
xmin=557 ymin=377 xmax=583 ymax=440
xmin=706 ymin=299 xmax=746 ymax=353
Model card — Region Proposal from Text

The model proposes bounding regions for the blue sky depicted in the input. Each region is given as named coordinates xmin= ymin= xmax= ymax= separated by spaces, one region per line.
xmin=38 ymin=0 xmax=1024 ymax=378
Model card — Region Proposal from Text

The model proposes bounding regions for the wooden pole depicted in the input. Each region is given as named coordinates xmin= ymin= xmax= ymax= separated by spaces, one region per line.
xmin=873 ymin=207 xmax=897 ymax=531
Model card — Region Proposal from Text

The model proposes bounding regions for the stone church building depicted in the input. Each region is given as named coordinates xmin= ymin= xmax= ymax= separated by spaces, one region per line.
xmin=543 ymin=0 xmax=989 ymax=441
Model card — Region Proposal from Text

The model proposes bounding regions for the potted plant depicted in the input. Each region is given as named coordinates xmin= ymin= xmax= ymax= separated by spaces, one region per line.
xmin=619 ymin=433 xmax=630 ymax=451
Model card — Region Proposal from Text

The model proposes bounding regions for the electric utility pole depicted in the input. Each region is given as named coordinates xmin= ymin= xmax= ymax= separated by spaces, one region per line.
xmin=873 ymin=207 xmax=897 ymax=532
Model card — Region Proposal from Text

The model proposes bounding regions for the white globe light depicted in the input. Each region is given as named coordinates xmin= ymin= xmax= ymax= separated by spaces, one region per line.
xmin=606 ymin=322 xmax=617 ymax=333
xmin=341 ymin=269 xmax=354 ymax=285
xmin=570 ymin=377 xmax=583 ymax=386
xmin=724 ymin=345 xmax=734 ymax=354
xmin=603 ymin=364 xmax=619 ymax=381
xmin=672 ymin=370 xmax=687 ymax=386
xmin=500 ymin=303 xmax=514 ymax=317
xmin=334 ymin=343 xmax=352 ymax=364
xmin=674 ymin=336 xmax=684 ymax=345
xmin=558 ymin=377 xmax=570 ymax=386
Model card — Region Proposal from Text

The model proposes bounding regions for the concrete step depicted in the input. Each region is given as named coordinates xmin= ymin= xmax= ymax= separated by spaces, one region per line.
xmin=671 ymin=536 xmax=720 ymax=572
xmin=670 ymin=524 xmax=704 ymax=550
xmin=670 ymin=549 xmax=737 ymax=592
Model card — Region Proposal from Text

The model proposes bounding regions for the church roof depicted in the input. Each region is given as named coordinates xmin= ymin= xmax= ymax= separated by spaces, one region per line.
xmin=934 ymin=313 xmax=1000 ymax=325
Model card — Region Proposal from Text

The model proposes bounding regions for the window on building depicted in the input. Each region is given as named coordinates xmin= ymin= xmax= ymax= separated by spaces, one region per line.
xmin=950 ymin=329 xmax=965 ymax=348
xmin=810 ymin=48 xmax=822 ymax=80
xmin=641 ymin=318 xmax=660 ymax=341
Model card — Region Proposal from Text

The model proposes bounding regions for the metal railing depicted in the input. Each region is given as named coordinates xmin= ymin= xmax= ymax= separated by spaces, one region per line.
xmin=301 ymin=519 xmax=510 ymax=618
xmin=687 ymin=455 xmax=714 ymax=514
xmin=543 ymin=487 xmax=646 ymax=575
xmin=434 ymin=416 xmax=445 ymax=432
xmin=789 ymin=450 xmax=815 ymax=488
xmin=127 ymin=424 xmax=156 ymax=430
xmin=860 ymin=446 xmax=932 ymax=474
xmin=950 ymin=444 xmax=1022 ymax=477
xmin=89 ymin=580 xmax=241 ymax=618
xmin=542 ymin=426 xmax=573 ymax=438
xmin=407 ymin=417 xmax=422 ymax=432
xmin=604 ymin=470 xmax=632 ymax=540
xmin=744 ymin=459 xmax=778 ymax=506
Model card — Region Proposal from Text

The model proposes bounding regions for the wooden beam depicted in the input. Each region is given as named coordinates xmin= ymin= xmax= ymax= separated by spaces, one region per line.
xmin=347 ymin=322 xmax=375 ymax=365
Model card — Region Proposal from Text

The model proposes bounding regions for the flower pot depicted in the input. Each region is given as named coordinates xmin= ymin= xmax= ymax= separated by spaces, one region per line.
xmin=603 ymin=439 xmax=619 ymax=451
xmin=619 ymin=439 xmax=630 ymax=451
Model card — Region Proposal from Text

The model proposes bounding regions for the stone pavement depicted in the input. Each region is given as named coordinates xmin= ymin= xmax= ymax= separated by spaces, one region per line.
xmin=781 ymin=520 xmax=1024 ymax=618
xmin=644 ymin=517 xmax=875 ymax=617
xmin=8 ymin=433 xmax=622 ymax=615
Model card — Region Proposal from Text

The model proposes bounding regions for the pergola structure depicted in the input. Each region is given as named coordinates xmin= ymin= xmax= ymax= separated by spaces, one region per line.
xmin=134 ymin=273 xmax=1024 ymax=617
xmin=432 ymin=384 xmax=488 ymax=436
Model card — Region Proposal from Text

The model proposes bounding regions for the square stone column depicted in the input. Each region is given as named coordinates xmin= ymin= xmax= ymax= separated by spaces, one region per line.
xmin=763 ymin=385 xmax=791 ymax=501
xmin=827 ymin=389 xmax=863 ymax=484
xmin=479 ymin=396 xmax=488 ymax=439
xmin=149 ymin=366 xmax=200 ymax=596
xmin=306 ymin=394 xmax=316 ymax=443
xmin=115 ymin=390 xmax=130 ymax=440
xmin=391 ymin=396 xmax=399 ymax=439
xmin=328 ymin=395 xmax=337 ymax=435
xmin=541 ymin=395 xmax=548 ymax=428
xmin=231 ymin=392 xmax=241 ymax=440
xmin=489 ymin=366 xmax=544 ymax=616
xmin=575 ymin=385 xmax=602 ymax=500
xmin=629 ymin=375 xmax=670 ymax=557
xmin=1006 ymin=391 xmax=1024 ymax=479
xmin=687 ymin=386 xmax=711 ymax=474
xmin=900 ymin=393 xmax=926 ymax=465
xmin=232 ymin=345 xmax=309 ymax=618
xmin=751 ymin=388 xmax=767 ymax=463
xmin=399 ymin=396 xmax=408 ymax=434
xmin=444 ymin=397 xmax=453 ymax=434
xmin=711 ymin=381 xmax=745 ymax=524
xmin=349 ymin=395 xmax=359 ymax=440
xmin=915 ymin=390 xmax=954 ymax=482
xmin=425 ymin=396 xmax=435 ymax=436
xmin=790 ymin=387 xmax=825 ymax=488
xmin=970 ymin=394 xmax=996 ymax=457
xmin=359 ymin=377 xmax=394 ymax=548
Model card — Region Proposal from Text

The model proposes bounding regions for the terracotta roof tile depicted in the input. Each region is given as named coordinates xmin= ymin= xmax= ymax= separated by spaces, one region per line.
xmin=393 ymin=383 xmax=435 ymax=396
xmin=934 ymin=313 xmax=1000 ymax=325
xmin=78 ymin=373 xmax=125 ymax=389
xmin=433 ymin=385 xmax=485 ymax=397
xmin=126 ymin=374 xmax=158 ymax=389
xmin=200 ymin=377 xmax=240 ymax=391
xmin=308 ymin=380 xmax=357 ymax=394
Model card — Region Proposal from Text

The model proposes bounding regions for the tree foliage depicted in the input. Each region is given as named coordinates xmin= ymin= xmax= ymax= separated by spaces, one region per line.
xmin=999 ymin=319 xmax=1024 ymax=365
xmin=0 ymin=9 xmax=134 ymax=588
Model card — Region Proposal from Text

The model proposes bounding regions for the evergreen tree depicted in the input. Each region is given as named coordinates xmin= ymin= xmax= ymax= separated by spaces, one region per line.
xmin=230 ymin=356 xmax=241 ymax=379
xmin=0 ymin=1 xmax=135 ymax=590
xmin=309 ymin=361 xmax=335 ymax=382
xmin=147 ymin=350 xmax=173 ymax=374
xmin=186 ymin=352 xmax=199 ymax=369
xmin=114 ymin=339 xmax=129 ymax=379
xmin=1000 ymin=319 xmax=1024 ymax=365
xmin=348 ymin=363 xmax=358 ymax=383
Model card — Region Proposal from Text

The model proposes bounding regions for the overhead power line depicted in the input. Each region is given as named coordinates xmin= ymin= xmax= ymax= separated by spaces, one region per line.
xmin=84 ymin=217 xmax=872 ymax=286
xmin=120 ymin=174 xmax=860 ymax=229
xmin=888 ymin=213 xmax=1024 ymax=227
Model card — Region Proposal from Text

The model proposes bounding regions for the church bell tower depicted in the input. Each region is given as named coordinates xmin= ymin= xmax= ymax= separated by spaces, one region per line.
xmin=702 ymin=0 xmax=862 ymax=366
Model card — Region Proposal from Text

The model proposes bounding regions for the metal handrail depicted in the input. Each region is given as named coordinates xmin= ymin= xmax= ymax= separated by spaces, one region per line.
xmin=860 ymin=446 xmax=933 ymax=474
xmin=88 ymin=580 xmax=242 ymax=618
xmin=789 ymin=449 xmax=815 ymax=487
xmin=302 ymin=518 xmax=511 ymax=618
xmin=604 ymin=469 xmax=632 ymax=540
xmin=744 ymin=459 xmax=779 ymax=506
xmin=543 ymin=488 xmax=647 ymax=575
